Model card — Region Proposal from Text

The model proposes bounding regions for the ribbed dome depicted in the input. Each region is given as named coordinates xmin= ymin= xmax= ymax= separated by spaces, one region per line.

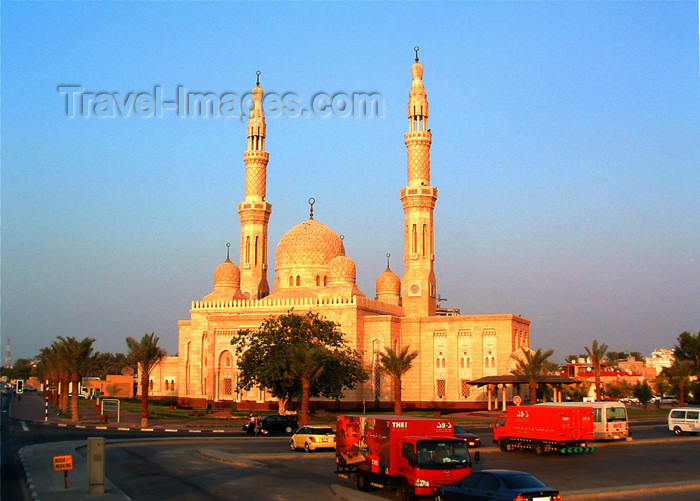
xmin=328 ymin=255 xmax=356 ymax=287
xmin=213 ymin=258 xmax=240 ymax=289
xmin=376 ymin=267 xmax=401 ymax=295
xmin=275 ymin=219 xmax=344 ymax=270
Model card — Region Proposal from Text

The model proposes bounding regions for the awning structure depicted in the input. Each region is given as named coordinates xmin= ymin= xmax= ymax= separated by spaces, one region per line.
xmin=465 ymin=375 xmax=582 ymax=411
xmin=466 ymin=375 xmax=581 ymax=387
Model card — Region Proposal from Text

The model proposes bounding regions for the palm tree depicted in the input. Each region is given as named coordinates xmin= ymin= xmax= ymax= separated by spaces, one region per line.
xmin=127 ymin=333 xmax=167 ymax=427
xmin=36 ymin=346 xmax=61 ymax=405
xmin=512 ymin=348 xmax=555 ymax=405
xmin=378 ymin=346 xmax=418 ymax=415
xmin=286 ymin=345 xmax=327 ymax=425
xmin=585 ymin=339 xmax=608 ymax=401
xmin=56 ymin=336 xmax=95 ymax=422
xmin=51 ymin=339 xmax=72 ymax=414
xmin=666 ymin=359 xmax=695 ymax=406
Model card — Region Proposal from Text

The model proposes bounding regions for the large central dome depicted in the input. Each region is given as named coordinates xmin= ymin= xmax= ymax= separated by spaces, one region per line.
xmin=275 ymin=218 xmax=344 ymax=269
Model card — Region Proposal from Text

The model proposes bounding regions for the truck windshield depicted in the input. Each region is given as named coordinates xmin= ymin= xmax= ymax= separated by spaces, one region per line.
xmin=415 ymin=440 xmax=471 ymax=469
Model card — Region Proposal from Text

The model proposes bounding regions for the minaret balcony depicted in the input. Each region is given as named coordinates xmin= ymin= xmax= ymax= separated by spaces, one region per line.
xmin=244 ymin=150 xmax=269 ymax=160
xmin=404 ymin=130 xmax=432 ymax=141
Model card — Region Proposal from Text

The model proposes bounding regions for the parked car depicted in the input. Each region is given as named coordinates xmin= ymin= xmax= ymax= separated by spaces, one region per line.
xmin=434 ymin=470 xmax=561 ymax=501
xmin=660 ymin=396 xmax=679 ymax=406
xmin=242 ymin=414 xmax=298 ymax=435
xmin=453 ymin=425 xmax=482 ymax=448
xmin=289 ymin=424 xmax=335 ymax=452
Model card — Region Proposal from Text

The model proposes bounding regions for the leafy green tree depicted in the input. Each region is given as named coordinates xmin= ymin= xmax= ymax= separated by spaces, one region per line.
xmin=56 ymin=336 xmax=95 ymax=422
xmin=36 ymin=346 xmax=61 ymax=404
xmin=674 ymin=331 xmax=700 ymax=375
xmin=231 ymin=312 xmax=366 ymax=421
xmin=512 ymin=348 xmax=555 ymax=405
xmin=378 ymin=346 xmax=419 ymax=415
xmin=585 ymin=339 xmax=608 ymax=401
xmin=126 ymin=333 xmax=167 ymax=428
xmin=560 ymin=379 xmax=591 ymax=401
xmin=633 ymin=381 xmax=654 ymax=408
xmin=604 ymin=380 xmax=632 ymax=400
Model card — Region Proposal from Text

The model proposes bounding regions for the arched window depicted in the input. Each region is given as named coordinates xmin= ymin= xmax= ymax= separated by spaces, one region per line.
xmin=296 ymin=275 xmax=301 ymax=286
xmin=245 ymin=236 xmax=250 ymax=263
xmin=315 ymin=275 xmax=320 ymax=286
xmin=254 ymin=236 xmax=259 ymax=265
xmin=422 ymin=224 xmax=427 ymax=256
xmin=412 ymin=224 xmax=417 ymax=253
xmin=289 ymin=276 xmax=293 ymax=287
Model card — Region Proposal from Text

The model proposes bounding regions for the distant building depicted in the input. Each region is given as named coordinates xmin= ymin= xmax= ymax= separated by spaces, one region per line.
xmin=149 ymin=52 xmax=532 ymax=411
xmin=646 ymin=348 xmax=674 ymax=375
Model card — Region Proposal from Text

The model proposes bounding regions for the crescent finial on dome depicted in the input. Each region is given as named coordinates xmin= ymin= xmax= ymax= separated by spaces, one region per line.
xmin=308 ymin=197 xmax=315 ymax=220
xmin=386 ymin=252 xmax=391 ymax=270
xmin=226 ymin=242 xmax=231 ymax=262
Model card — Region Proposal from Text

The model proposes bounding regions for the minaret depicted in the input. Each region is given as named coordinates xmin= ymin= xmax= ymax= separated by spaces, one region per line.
xmin=400 ymin=47 xmax=437 ymax=317
xmin=238 ymin=71 xmax=271 ymax=299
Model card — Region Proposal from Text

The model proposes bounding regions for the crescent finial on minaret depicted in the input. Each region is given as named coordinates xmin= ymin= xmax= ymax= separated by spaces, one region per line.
xmin=414 ymin=46 xmax=420 ymax=62
xmin=256 ymin=70 xmax=261 ymax=86
xmin=308 ymin=197 xmax=315 ymax=220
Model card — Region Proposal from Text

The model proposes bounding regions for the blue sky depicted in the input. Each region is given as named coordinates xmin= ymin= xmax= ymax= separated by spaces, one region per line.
xmin=2 ymin=1 xmax=699 ymax=363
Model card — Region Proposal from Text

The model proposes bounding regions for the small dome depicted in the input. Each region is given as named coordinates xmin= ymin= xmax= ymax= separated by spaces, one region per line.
xmin=213 ymin=258 xmax=240 ymax=289
xmin=376 ymin=267 xmax=401 ymax=295
xmin=275 ymin=219 xmax=344 ymax=270
xmin=328 ymin=255 xmax=356 ymax=287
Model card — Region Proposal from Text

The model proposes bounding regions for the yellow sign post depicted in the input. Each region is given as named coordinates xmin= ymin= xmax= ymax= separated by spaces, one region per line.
xmin=53 ymin=455 xmax=73 ymax=488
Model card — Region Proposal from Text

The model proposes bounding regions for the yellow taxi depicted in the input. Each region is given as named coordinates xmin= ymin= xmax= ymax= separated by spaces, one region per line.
xmin=289 ymin=424 xmax=336 ymax=453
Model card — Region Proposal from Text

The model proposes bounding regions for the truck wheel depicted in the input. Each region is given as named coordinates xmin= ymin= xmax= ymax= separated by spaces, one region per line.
xmin=355 ymin=470 xmax=370 ymax=491
xmin=674 ymin=426 xmax=683 ymax=436
xmin=499 ymin=438 xmax=508 ymax=452
xmin=532 ymin=441 xmax=545 ymax=456
xmin=398 ymin=479 xmax=415 ymax=501
xmin=433 ymin=493 xmax=445 ymax=501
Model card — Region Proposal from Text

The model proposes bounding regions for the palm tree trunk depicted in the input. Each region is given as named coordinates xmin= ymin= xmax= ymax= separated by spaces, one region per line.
xmin=394 ymin=376 xmax=402 ymax=415
xmin=140 ymin=372 xmax=149 ymax=428
xmin=300 ymin=378 xmax=310 ymax=425
xmin=530 ymin=377 xmax=537 ymax=405
xmin=60 ymin=376 xmax=70 ymax=413
xmin=70 ymin=376 xmax=79 ymax=422
xmin=594 ymin=370 xmax=601 ymax=401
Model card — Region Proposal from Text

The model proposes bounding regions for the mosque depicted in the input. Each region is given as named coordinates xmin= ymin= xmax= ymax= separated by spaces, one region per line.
xmin=147 ymin=51 xmax=532 ymax=411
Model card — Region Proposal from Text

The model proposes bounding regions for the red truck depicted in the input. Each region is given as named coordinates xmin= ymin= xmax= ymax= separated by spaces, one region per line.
xmin=492 ymin=405 xmax=595 ymax=456
xmin=335 ymin=415 xmax=479 ymax=501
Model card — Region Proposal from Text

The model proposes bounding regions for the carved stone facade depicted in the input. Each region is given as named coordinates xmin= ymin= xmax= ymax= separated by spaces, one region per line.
xmin=152 ymin=52 xmax=531 ymax=411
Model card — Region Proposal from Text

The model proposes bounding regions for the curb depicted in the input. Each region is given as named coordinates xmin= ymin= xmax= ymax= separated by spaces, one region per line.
xmin=18 ymin=448 xmax=39 ymax=501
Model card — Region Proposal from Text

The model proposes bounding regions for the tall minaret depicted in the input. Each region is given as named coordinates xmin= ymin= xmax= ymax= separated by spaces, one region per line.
xmin=238 ymin=71 xmax=271 ymax=299
xmin=400 ymin=47 xmax=437 ymax=317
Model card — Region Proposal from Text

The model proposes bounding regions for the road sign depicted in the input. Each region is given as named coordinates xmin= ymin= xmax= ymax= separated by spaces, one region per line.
xmin=513 ymin=395 xmax=522 ymax=405
xmin=53 ymin=455 xmax=73 ymax=471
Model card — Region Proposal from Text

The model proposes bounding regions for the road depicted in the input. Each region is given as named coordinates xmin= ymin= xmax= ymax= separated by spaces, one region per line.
xmin=3 ymin=393 xmax=700 ymax=501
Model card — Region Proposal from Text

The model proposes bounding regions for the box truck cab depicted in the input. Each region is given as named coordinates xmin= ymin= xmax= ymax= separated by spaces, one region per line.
xmin=335 ymin=415 xmax=479 ymax=501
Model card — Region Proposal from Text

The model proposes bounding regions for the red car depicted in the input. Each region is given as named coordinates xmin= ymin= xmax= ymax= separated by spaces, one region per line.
xmin=454 ymin=425 xmax=481 ymax=448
